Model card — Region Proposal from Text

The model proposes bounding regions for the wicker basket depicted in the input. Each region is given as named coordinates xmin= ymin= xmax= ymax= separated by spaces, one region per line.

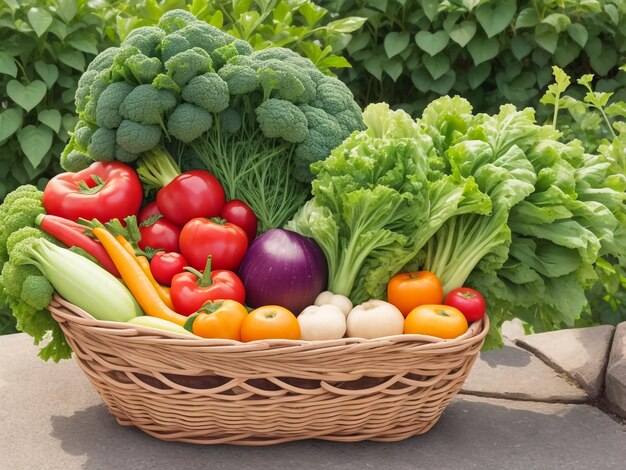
xmin=48 ymin=293 xmax=489 ymax=445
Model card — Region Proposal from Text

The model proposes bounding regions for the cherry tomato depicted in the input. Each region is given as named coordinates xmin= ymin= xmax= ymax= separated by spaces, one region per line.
xmin=219 ymin=199 xmax=258 ymax=242
xmin=444 ymin=287 xmax=486 ymax=322
xmin=184 ymin=300 xmax=248 ymax=340
xmin=150 ymin=252 xmax=188 ymax=286
xmin=138 ymin=202 xmax=162 ymax=224
xmin=138 ymin=216 xmax=181 ymax=254
xmin=241 ymin=305 xmax=301 ymax=342
xmin=157 ymin=170 xmax=226 ymax=226
xmin=404 ymin=304 xmax=468 ymax=339
xmin=179 ymin=217 xmax=248 ymax=271
xmin=387 ymin=271 xmax=444 ymax=317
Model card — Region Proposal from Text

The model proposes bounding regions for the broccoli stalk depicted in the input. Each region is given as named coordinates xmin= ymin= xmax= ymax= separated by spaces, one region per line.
xmin=136 ymin=147 xmax=182 ymax=192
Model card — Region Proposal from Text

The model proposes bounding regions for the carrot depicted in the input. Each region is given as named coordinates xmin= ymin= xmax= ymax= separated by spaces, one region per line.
xmin=92 ymin=227 xmax=187 ymax=326
xmin=115 ymin=235 xmax=174 ymax=309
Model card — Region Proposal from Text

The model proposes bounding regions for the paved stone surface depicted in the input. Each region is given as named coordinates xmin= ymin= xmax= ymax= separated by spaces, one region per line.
xmin=516 ymin=325 xmax=615 ymax=399
xmin=605 ymin=322 xmax=626 ymax=418
xmin=461 ymin=344 xmax=588 ymax=402
xmin=501 ymin=318 xmax=526 ymax=341
xmin=3 ymin=333 xmax=625 ymax=470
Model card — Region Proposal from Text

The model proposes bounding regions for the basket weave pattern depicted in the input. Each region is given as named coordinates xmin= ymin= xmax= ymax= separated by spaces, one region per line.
xmin=49 ymin=294 xmax=489 ymax=445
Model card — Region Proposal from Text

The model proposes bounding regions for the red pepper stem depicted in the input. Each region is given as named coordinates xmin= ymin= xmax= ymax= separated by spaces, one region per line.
xmin=78 ymin=174 xmax=106 ymax=195
xmin=184 ymin=256 xmax=213 ymax=288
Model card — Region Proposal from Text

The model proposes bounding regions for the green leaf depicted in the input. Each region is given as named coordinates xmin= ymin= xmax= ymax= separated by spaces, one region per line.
xmin=553 ymin=41 xmax=580 ymax=68
xmin=534 ymin=24 xmax=559 ymax=54
xmin=430 ymin=68 xmax=456 ymax=95
xmin=476 ymin=0 xmax=516 ymax=37
xmin=364 ymin=55 xmax=383 ymax=80
xmin=468 ymin=62 xmax=491 ymax=89
xmin=467 ymin=37 xmax=500 ymax=65
xmin=384 ymin=58 xmax=403 ymax=81
xmin=0 ymin=51 xmax=17 ymax=77
xmin=27 ymin=7 xmax=53 ymax=37
xmin=567 ymin=24 xmax=588 ymax=48
xmin=384 ymin=32 xmax=410 ymax=58
xmin=541 ymin=13 xmax=570 ymax=33
xmin=326 ymin=17 xmax=367 ymax=33
xmin=299 ymin=2 xmax=327 ymax=26
xmin=318 ymin=55 xmax=352 ymax=69
xmin=605 ymin=4 xmax=619 ymax=24
xmin=38 ymin=109 xmax=62 ymax=133
xmin=6 ymin=80 xmax=47 ymax=112
xmin=347 ymin=32 xmax=371 ymax=54
xmin=206 ymin=10 xmax=224 ymax=29
xmin=414 ymin=30 xmax=449 ymax=56
xmin=423 ymin=53 xmax=450 ymax=80
xmin=605 ymin=102 xmax=626 ymax=118
xmin=0 ymin=107 xmax=23 ymax=142
xmin=411 ymin=68 xmax=433 ymax=93
xmin=17 ymin=125 xmax=53 ymax=168
xmin=448 ymin=20 xmax=476 ymax=47
xmin=67 ymin=33 xmax=99 ymax=55
xmin=510 ymin=36 xmax=532 ymax=60
xmin=48 ymin=18 xmax=69 ymax=40
xmin=58 ymin=50 xmax=85 ymax=71
xmin=34 ymin=61 xmax=59 ymax=89
xmin=590 ymin=46 xmax=618 ymax=75
xmin=57 ymin=0 xmax=78 ymax=23
xmin=515 ymin=8 xmax=540 ymax=29
xmin=421 ymin=0 xmax=440 ymax=22
xmin=3 ymin=0 xmax=19 ymax=12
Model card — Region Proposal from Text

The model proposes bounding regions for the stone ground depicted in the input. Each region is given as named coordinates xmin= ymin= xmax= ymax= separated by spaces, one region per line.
xmin=1 ymin=328 xmax=625 ymax=470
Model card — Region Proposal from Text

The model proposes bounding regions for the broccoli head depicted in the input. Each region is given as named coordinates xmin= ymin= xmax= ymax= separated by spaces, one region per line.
xmin=124 ymin=26 xmax=166 ymax=57
xmin=0 ymin=188 xmax=44 ymax=266
xmin=152 ymin=73 xmax=181 ymax=94
xmin=75 ymin=70 xmax=98 ymax=113
xmin=124 ymin=53 xmax=163 ymax=84
xmin=176 ymin=22 xmax=231 ymax=54
xmin=115 ymin=145 xmax=140 ymax=163
xmin=210 ymin=40 xmax=252 ymax=69
xmin=165 ymin=47 xmax=214 ymax=87
xmin=219 ymin=107 xmax=242 ymax=133
xmin=157 ymin=9 xmax=198 ymax=34
xmin=81 ymin=71 xmax=110 ymax=125
xmin=86 ymin=46 xmax=120 ymax=73
xmin=95 ymin=82 xmax=135 ymax=129
xmin=21 ymin=274 xmax=54 ymax=310
xmin=256 ymin=99 xmax=309 ymax=143
xmin=120 ymin=84 xmax=177 ymax=125
xmin=60 ymin=149 xmax=92 ymax=172
xmin=159 ymin=33 xmax=192 ymax=63
xmin=88 ymin=128 xmax=117 ymax=161
xmin=167 ymin=103 xmax=214 ymax=143
xmin=181 ymin=73 xmax=229 ymax=113
xmin=73 ymin=123 xmax=94 ymax=149
xmin=116 ymin=119 xmax=162 ymax=154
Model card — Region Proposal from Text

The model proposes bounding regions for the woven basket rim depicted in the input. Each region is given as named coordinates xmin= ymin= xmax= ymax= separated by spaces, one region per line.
xmin=50 ymin=293 xmax=490 ymax=351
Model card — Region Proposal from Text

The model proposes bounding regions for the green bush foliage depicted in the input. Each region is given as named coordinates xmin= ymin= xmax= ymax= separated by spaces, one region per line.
xmin=320 ymin=0 xmax=626 ymax=114
xmin=0 ymin=0 xmax=120 ymax=201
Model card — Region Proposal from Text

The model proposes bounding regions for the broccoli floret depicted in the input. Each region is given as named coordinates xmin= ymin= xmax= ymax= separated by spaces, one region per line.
xmin=159 ymin=33 xmax=192 ymax=63
xmin=120 ymin=84 xmax=177 ymax=126
xmin=256 ymin=99 xmax=309 ymax=143
xmin=95 ymin=82 xmax=135 ymax=129
xmin=157 ymin=9 xmax=198 ymax=34
xmin=60 ymin=149 xmax=92 ymax=172
xmin=73 ymin=124 xmax=94 ymax=150
xmin=124 ymin=26 xmax=166 ymax=57
xmin=115 ymin=145 xmax=140 ymax=163
xmin=82 ymin=72 xmax=110 ymax=125
xmin=6 ymin=227 xmax=48 ymax=255
xmin=88 ymin=128 xmax=117 ymax=161
xmin=75 ymin=70 xmax=98 ymax=113
xmin=116 ymin=119 xmax=162 ymax=154
xmin=257 ymin=65 xmax=307 ymax=102
xmin=165 ymin=47 xmax=213 ymax=87
xmin=210 ymin=41 xmax=252 ymax=69
xmin=314 ymin=77 xmax=362 ymax=121
xmin=0 ymin=262 xmax=42 ymax=301
xmin=294 ymin=104 xmax=346 ymax=181
xmin=0 ymin=194 xmax=45 ymax=264
xmin=219 ymin=107 xmax=242 ymax=133
xmin=177 ymin=22 xmax=231 ymax=54
xmin=167 ymin=103 xmax=213 ymax=143
xmin=152 ymin=73 xmax=181 ymax=94
xmin=86 ymin=46 xmax=121 ymax=73
xmin=181 ymin=73 xmax=229 ymax=113
xmin=218 ymin=64 xmax=259 ymax=95
xmin=21 ymin=275 xmax=54 ymax=310
xmin=125 ymin=53 xmax=163 ymax=84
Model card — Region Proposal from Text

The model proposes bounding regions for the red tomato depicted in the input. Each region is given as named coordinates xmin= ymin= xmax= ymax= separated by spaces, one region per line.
xmin=138 ymin=217 xmax=181 ymax=254
xmin=219 ymin=199 xmax=258 ymax=242
xmin=150 ymin=252 xmax=188 ymax=286
xmin=444 ymin=287 xmax=486 ymax=322
xmin=179 ymin=218 xmax=248 ymax=271
xmin=157 ymin=170 xmax=226 ymax=226
xmin=138 ymin=202 xmax=163 ymax=224
xmin=42 ymin=161 xmax=142 ymax=223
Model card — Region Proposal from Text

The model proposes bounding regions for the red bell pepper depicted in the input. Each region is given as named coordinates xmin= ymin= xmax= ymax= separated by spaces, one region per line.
xmin=42 ymin=161 xmax=143 ymax=223
xmin=35 ymin=214 xmax=120 ymax=277
xmin=171 ymin=256 xmax=245 ymax=316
